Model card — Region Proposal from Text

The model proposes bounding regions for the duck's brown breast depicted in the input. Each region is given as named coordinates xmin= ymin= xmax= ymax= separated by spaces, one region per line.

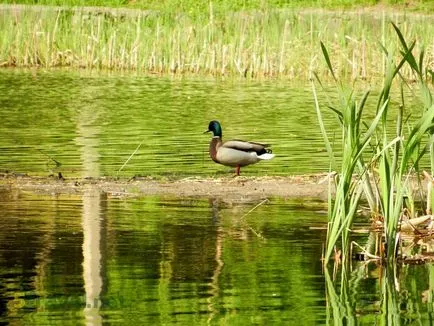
xmin=209 ymin=137 xmax=221 ymax=163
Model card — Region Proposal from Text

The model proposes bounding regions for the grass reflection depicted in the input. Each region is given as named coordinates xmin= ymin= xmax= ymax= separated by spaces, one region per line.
xmin=0 ymin=192 xmax=327 ymax=324
xmin=325 ymin=255 xmax=434 ymax=324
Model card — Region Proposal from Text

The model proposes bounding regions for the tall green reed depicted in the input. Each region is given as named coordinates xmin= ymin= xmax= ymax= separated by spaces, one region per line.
xmin=0 ymin=6 xmax=433 ymax=80
xmin=315 ymin=23 xmax=434 ymax=265
xmin=377 ymin=23 xmax=434 ymax=261
xmin=312 ymin=63 xmax=385 ymax=263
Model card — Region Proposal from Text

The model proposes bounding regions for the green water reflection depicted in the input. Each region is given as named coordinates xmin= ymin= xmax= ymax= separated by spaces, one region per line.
xmin=1 ymin=69 xmax=426 ymax=178
xmin=325 ymin=261 xmax=434 ymax=325
xmin=0 ymin=190 xmax=328 ymax=324
xmin=1 ymin=190 xmax=434 ymax=324
xmin=0 ymin=69 xmax=337 ymax=177
xmin=1 ymin=69 xmax=425 ymax=178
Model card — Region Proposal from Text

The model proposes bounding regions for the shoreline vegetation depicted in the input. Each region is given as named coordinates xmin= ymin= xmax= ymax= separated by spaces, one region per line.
xmin=313 ymin=24 xmax=434 ymax=265
xmin=2 ymin=0 xmax=434 ymax=13
xmin=0 ymin=2 xmax=433 ymax=80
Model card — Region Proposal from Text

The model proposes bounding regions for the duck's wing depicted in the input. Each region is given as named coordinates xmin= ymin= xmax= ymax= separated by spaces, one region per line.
xmin=222 ymin=140 xmax=270 ymax=154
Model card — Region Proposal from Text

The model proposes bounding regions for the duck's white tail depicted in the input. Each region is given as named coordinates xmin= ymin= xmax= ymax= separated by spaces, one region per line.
xmin=258 ymin=153 xmax=275 ymax=160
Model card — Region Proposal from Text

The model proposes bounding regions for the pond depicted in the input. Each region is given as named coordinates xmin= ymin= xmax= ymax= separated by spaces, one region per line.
xmin=1 ymin=190 xmax=434 ymax=324
xmin=0 ymin=69 xmax=427 ymax=178
xmin=0 ymin=190 xmax=326 ymax=324
xmin=1 ymin=68 xmax=432 ymax=324
xmin=1 ymin=68 xmax=342 ymax=178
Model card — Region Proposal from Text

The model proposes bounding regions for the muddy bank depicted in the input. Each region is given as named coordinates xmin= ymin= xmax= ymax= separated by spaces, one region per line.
xmin=0 ymin=173 xmax=332 ymax=202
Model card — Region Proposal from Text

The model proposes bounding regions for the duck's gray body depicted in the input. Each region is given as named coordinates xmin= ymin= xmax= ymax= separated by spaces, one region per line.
xmin=205 ymin=121 xmax=274 ymax=175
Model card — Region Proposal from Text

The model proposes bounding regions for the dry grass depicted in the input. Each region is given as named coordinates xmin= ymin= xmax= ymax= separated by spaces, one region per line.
xmin=0 ymin=5 xmax=433 ymax=80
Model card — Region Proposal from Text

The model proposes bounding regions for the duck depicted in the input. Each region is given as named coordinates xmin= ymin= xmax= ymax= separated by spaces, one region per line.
xmin=204 ymin=120 xmax=275 ymax=176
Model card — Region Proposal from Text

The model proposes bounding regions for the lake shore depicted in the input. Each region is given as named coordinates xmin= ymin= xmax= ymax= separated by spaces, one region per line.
xmin=0 ymin=173 xmax=332 ymax=202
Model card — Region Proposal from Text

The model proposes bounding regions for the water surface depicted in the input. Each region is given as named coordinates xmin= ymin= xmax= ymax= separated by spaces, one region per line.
xmin=1 ymin=69 xmax=427 ymax=178
xmin=1 ymin=190 xmax=434 ymax=324
xmin=1 ymin=69 xmax=339 ymax=177
xmin=1 ymin=68 xmax=433 ymax=324
xmin=0 ymin=190 xmax=327 ymax=324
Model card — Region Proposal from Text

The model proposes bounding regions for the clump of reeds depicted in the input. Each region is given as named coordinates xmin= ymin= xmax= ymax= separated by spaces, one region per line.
xmin=0 ymin=6 xmax=433 ymax=80
xmin=314 ymin=22 xmax=434 ymax=265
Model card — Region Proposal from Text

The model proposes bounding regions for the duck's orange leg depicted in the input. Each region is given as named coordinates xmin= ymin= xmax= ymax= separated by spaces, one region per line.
xmin=236 ymin=165 xmax=240 ymax=176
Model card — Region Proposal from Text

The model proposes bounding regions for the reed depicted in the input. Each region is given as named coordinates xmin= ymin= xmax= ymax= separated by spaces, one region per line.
xmin=313 ymin=53 xmax=386 ymax=263
xmin=2 ymin=0 xmax=434 ymax=12
xmin=377 ymin=23 xmax=434 ymax=261
xmin=0 ymin=5 xmax=433 ymax=80
xmin=315 ymin=23 xmax=434 ymax=265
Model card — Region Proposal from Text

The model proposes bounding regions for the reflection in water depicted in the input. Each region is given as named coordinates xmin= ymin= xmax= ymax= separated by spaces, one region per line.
xmin=33 ymin=193 xmax=56 ymax=314
xmin=0 ymin=190 xmax=85 ymax=323
xmin=5 ymin=192 xmax=434 ymax=324
xmin=207 ymin=199 xmax=224 ymax=324
xmin=325 ymin=251 xmax=434 ymax=325
xmin=82 ymin=188 xmax=105 ymax=325
xmin=76 ymin=90 xmax=105 ymax=324
xmin=75 ymin=94 xmax=101 ymax=178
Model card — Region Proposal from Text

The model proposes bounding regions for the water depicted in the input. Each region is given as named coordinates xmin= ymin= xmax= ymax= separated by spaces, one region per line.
xmin=0 ymin=190 xmax=326 ymax=324
xmin=1 ymin=69 xmax=432 ymax=324
xmin=0 ymin=68 xmax=426 ymax=178
xmin=1 ymin=190 xmax=434 ymax=324
xmin=0 ymin=68 xmax=337 ymax=177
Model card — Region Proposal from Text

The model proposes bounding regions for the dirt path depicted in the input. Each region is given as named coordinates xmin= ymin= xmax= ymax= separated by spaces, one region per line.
xmin=0 ymin=173 xmax=332 ymax=202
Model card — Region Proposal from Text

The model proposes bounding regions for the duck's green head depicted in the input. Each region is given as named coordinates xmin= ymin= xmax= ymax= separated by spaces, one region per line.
xmin=205 ymin=120 xmax=222 ymax=137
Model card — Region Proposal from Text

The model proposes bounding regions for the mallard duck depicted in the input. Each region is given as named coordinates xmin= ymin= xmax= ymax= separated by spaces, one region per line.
xmin=204 ymin=120 xmax=275 ymax=175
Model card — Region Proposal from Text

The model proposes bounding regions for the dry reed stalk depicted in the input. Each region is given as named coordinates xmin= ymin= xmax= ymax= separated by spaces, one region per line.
xmin=210 ymin=47 xmax=216 ymax=73
xmin=133 ymin=15 xmax=140 ymax=69
xmin=177 ymin=29 xmax=181 ymax=73
xmin=110 ymin=31 xmax=116 ymax=68
xmin=279 ymin=19 xmax=288 ymax=75
xmin=424 ymin=171 xmax=433 ymax=215
xmin=262 ymin=44 xmax=268 ymax=76
xmin=120 ymin=37 xmax=127 ymax=69
xmin=428 ymin=182 xmax=432 ymax=215
xmin=45 ymin=31 xmax=50 ymax=67
xmin=221 ymin=44 xmax=226 ymax=75
xmin=51 ymin=11 xmax=60 ymax=65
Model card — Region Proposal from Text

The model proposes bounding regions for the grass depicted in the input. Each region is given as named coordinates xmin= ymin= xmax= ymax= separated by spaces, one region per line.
xmin=1 ymin=0 xmax=434 ymax=12
xmin=0 ymin=5 xmax=433 ymax=80
xmin=314 ymin=22 xmax=434 ymax=265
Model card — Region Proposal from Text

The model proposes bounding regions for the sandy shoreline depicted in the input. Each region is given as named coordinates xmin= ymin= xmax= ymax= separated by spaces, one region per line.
xmin=0 ymin=173 xmax=332 ymax=202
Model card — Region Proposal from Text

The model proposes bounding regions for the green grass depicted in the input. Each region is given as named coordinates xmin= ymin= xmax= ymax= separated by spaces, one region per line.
xmin=0 ymin=5 xmax=433 ymax=80
xmin=1 ymin=0 xmax=434 ymax=12
xmin=314 ymin=22 xmax=434 ymax=265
